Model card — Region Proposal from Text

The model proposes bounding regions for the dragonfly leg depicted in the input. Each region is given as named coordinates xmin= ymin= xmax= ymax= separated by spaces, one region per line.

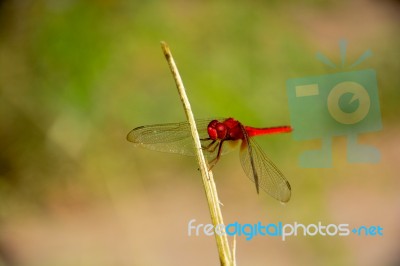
xmin=201 ymin=139 xmax=215 ymax=150
xmin=202 ymin=140 xmax=220 ymax=153
xmin=208 ymin=140 xmax=224 ymax=170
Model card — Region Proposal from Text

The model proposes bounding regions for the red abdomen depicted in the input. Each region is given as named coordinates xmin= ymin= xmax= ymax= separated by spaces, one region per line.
xmin=244 ymin=126 xmax=292 ymax=137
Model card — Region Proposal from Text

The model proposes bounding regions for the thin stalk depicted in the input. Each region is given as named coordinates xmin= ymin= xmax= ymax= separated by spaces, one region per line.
xmin=160 ymin=42 xmax=234 ymax=266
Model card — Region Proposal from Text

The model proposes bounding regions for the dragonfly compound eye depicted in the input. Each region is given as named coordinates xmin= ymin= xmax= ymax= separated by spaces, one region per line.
xmin=216 ymin=123 xmax=227 ymax=139
xmin=207 ymin=120 xmax=219 ymax=140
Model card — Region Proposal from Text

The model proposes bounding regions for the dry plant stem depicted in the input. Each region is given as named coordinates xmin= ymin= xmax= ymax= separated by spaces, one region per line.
xmin=161 ymin=41 xmax=234 ymax=266
xmin=232 ymin=236 xmax=236 ymax=265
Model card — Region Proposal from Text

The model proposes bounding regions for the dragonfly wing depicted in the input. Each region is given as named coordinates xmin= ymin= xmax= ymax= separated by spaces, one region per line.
xmin=239 ymin=136 xmax=291 ymax=202
xmin=127 ymin=119 xmax=230 ymax=158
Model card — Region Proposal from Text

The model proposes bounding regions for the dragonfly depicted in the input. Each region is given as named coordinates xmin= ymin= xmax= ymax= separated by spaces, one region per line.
xmin=127 ymin=118 xmax=292 ymax=202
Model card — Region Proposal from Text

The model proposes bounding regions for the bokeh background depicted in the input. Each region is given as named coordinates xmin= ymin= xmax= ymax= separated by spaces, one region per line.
xmin=0 ymin=0 xmax=399 ymax=265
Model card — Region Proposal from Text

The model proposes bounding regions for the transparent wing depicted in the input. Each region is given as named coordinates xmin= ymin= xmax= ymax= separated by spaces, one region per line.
xmin=126 ymin=118 xmax=234 ymax=159
xmin=239 ymin=135 xmax=291 ymax=202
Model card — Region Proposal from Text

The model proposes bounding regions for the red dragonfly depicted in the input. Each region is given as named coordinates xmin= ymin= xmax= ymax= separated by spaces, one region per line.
xmin=127 ymin=118 xmax=292 ymax=202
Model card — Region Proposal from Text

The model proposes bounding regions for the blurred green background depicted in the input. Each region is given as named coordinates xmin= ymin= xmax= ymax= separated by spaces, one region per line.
xmin=0 ymin=1 xmax=399 ymax=265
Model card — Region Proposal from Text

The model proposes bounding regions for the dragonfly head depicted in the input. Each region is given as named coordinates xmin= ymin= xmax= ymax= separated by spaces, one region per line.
xmin=207 ymin=120 xmax=228 ymax=140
